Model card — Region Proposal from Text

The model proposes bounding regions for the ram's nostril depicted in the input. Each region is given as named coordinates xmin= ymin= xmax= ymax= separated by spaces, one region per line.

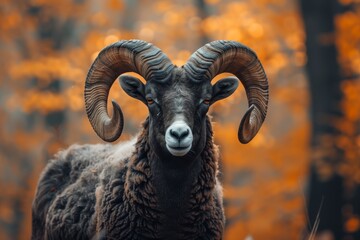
xmin=180 ymin=129 xmax=189 ymax=139
xmin=170 ymin=129 xmax=180 ymax=139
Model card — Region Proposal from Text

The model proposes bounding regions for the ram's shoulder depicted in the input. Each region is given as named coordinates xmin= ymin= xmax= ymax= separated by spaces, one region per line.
xmin=43 ymin=136 xmax=136 ymax=183
xmin=34 ymin=143 xmax=111 ymax=201
xmin=55 ymin=143 xmax=112 ymax=165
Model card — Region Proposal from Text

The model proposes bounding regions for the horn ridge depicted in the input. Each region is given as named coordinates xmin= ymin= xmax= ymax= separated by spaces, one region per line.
xmin=185 ymin=40 xmax=269 ymax=144
xmin=84 ymin=40 xmax=174 ymax=142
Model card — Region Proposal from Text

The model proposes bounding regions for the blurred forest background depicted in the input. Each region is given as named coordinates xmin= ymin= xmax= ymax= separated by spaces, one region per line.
xmin=0 ymin=0 xmax=359 ymax=239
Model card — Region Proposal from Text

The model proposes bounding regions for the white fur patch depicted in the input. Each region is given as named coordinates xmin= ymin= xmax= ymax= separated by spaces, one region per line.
xmin=108 ymin=136 xmax=137 ymax=165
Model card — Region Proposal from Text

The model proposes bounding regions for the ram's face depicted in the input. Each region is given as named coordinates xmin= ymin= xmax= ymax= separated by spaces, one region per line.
xmin=145 ymin=72 xmax=212 ymax=159
xmin=119 ymin=67 xmax=239 ymax=160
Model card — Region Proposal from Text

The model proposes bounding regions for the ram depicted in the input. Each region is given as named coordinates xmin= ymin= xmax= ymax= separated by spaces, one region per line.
xmin=31 ymin=40 xmax=269 ymax=239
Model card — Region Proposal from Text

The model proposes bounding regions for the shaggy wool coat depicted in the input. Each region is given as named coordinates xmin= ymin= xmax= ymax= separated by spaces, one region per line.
xmin=32 ymin=118 xmax=225 ymax=240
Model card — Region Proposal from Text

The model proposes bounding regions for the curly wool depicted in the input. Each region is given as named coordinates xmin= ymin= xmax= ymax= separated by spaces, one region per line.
xmin=32 ymin=117 xmax=224 ymax=239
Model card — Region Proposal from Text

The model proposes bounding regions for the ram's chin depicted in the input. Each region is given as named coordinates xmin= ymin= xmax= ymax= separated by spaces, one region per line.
xmin=166 ymin=145 xmax=192 ymax=157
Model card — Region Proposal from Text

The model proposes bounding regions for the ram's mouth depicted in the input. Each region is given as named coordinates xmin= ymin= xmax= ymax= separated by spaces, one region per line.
xmin=166 ymin=144 xmax=192 ymax=157
xmin=169 ymin=146 xmax=189 ymax=150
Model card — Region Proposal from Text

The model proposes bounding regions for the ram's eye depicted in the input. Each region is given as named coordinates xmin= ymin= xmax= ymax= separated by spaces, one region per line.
xmin=203 ymin=99 xmax=211 ymax=105
xmin=146 ymin=97 xmax=155 ymax=105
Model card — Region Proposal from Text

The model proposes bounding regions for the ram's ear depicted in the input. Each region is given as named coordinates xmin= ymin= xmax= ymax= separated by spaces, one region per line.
xmin=211 ymin=76 xmax=239 ymax=104
xmin=119 ymin=75 xmax=146 ymax=104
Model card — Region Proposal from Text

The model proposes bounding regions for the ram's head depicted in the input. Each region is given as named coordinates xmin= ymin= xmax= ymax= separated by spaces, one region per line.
xmin=85 ymin=40 xmax=269 ymax=159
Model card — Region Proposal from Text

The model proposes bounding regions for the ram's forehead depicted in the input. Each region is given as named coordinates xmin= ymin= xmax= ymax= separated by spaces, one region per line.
xmin=151 ymin=79 xmax=210 ymax=97
xmin=163 ymin=81 xmax=194 ymax=100
xmin=145 ymin=67 xmax=212 ymax=100
xmin=150 ymin=68 xmax=210 ymax=87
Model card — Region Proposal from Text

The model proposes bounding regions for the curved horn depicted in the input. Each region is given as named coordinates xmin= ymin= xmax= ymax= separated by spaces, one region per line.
xmin=85 ymin=40 xmax=174 ymax=142
xmin=184 ymin=40 xmax=269 ymax=144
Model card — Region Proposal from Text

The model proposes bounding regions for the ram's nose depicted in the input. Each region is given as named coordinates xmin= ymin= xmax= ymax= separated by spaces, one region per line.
xmin=165 ymin=121 xmax=193 ymax=157
xmin=169 ymin=127 xmax=190 ymax=142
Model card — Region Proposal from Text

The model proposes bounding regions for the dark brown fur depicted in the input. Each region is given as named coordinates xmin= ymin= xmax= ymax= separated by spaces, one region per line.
xmin=31 ymin=117 xmax=224 ymax=240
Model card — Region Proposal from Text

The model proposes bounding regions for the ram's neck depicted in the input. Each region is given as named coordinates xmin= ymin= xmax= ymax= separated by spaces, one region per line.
xmin=150 ymin=153 xmax=202 ymax=215
xmin=124 ymin=117 xmax=220 ymax=237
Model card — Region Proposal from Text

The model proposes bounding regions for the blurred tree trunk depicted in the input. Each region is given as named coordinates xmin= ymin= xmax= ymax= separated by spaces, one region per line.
xmin=300 ymin=0 xmax=360 ymax=238
xmin=300 ymin=0 xmax=344 ymax=238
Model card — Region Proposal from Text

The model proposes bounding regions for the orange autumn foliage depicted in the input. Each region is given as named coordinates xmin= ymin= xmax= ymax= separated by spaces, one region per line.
xmin=0 ymin=0 xmax=359 ymax=239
